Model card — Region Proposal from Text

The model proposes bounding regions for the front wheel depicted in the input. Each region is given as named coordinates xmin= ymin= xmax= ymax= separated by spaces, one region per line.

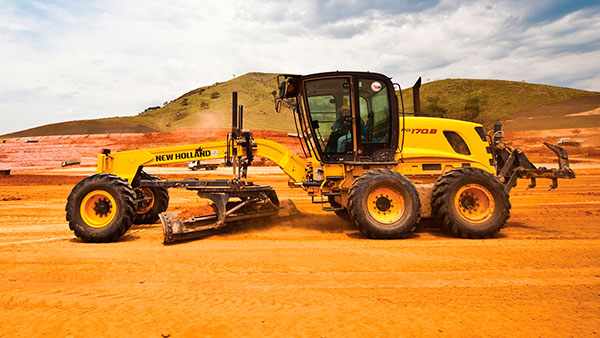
xmin=432 ymin=167 xmax=511 ymax=238
xmin=348 ymin=169 xmax=421 ymax=239
xmin=66 ymin=173 xmax=136 ymax=243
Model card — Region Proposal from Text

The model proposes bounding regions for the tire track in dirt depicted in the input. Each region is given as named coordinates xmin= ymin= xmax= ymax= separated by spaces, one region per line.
xmin=0 ymin=236 xmax=73 ymax=246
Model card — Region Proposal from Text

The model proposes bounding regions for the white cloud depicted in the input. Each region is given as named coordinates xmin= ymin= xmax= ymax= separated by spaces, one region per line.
xmin=0 ymin=0 xmax=599 ymax=134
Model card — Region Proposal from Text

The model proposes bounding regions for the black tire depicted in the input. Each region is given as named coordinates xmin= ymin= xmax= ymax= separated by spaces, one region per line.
xmin=432 ymin=167 xmax=511 ymax=239
xmin=66 ymin=173 xmax=136 ymax=243
xmin=348 ymin=169 xmax=421 ymax=239
xmin=328 ymin=196 xmax=350 ymax=222
xmin=132 ymin=172 xmax=169 ymax=224
xmin=334 ymin=208 xmax=350 ymax=221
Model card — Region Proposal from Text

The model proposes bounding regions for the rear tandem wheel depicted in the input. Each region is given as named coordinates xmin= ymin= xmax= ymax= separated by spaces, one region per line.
xmin=432 ymin=167 xmax=511 ymax=238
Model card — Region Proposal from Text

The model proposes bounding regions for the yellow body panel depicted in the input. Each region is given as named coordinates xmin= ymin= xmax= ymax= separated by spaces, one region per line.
xmin=254 ymin=139 xmax=307 ymax=183
xmin=398 ymin=116 xmax=494 ymax=174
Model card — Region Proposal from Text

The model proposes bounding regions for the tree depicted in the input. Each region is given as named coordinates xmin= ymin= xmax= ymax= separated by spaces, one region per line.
xmin=423 ymin=97 xmax=447 ymax=117
xmin=463 ymin=96 xmax=481 ymax=121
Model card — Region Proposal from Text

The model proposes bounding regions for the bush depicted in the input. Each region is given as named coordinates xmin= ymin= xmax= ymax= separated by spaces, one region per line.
xmin=463 ymin=96 xmax=481 ymax=121
xmin=210 ymin=92 xmax=220 ymax=99
xmin=423 ymin=97 xmax=447 ymax=116
xmin=144 ymin=106 xmax=160 ymax=113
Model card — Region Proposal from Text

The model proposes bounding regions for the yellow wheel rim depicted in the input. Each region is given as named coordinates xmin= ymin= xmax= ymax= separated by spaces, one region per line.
xmin=80 ymin=190 xmax=117 ymax=228
xmin=367 ymin=187 xmax=405 ymax=224
xmin=454 ymin=184 xmax=495 ymax=223
xmin=135 ymin=187 xmax=155 ymax=214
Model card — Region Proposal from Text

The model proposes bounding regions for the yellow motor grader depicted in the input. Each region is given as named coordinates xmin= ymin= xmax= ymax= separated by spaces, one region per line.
xmin=65 ymin=71 xmax=575 ymax=243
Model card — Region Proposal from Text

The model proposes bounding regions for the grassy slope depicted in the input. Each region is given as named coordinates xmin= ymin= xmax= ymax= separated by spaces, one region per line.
xmin=501 ymin=94 xmax=600 ymax=131
xmin=132 ymin=72 xmax=295 ymax=133
xmin=2 ymin=118 xmax=158 ymax=138
xmin=3 ymin=73 xmax=599 ymax=138
xmin=400 ymin=79 xmax=598 ymax=127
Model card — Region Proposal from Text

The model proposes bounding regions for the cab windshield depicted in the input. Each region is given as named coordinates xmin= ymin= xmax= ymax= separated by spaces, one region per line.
xmin=357 ymin=78 xmax=391 ymax=146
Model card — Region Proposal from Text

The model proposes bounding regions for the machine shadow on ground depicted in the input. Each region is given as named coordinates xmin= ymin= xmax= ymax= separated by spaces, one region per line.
xmin=112 ymin=213 xmax=510 ymax=244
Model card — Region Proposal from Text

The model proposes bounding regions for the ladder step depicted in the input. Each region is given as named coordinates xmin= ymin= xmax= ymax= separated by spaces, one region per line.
xmin=311 ymin=196 xmax=328 ymax=204
xmin=323 ymin=206 xmax=344 ymax=212
xmin=322 ymin=191 xmax=342 ymax=197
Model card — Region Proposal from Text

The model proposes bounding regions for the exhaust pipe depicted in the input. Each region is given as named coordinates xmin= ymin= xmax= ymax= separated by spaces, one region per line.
xmin=412 ymin=77 xmax=422 ymax=115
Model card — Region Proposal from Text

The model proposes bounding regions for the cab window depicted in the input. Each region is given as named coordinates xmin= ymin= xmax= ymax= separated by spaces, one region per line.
xmin=357 ymin=79 xmax=391 ymax=145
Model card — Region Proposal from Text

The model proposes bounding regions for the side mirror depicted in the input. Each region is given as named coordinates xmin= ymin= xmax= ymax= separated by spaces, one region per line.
xmin=278 ymin=81 xmax=288 ymax=99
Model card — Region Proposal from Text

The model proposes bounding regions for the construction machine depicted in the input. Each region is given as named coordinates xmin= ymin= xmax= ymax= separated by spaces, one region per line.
xmin=65 ymin=71 xmax=575 ymax=243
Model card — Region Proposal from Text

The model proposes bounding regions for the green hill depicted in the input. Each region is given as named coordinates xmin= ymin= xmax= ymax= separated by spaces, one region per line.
xmin=401 ymin=78 xmax=599 ymax=127
xmin=2 ymin=119 xmax=159 ymax=138
xmin=3 ymin=73 xmax=599 ymax=138
xmin=138 ymin=72 xmax=291 ymax=132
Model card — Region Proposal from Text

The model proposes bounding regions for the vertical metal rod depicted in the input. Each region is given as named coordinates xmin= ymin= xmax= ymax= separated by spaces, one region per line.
xmin=232 ymin=92 xmax=238 ymax=129
xmin=239 ymin=105 xmax=244 ymax=130
xmin=231 ymin=92 xmax=238 ymax=180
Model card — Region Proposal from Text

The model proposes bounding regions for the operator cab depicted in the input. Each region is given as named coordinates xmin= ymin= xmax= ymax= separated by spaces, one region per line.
xmin=277 ymin=72 xmax=399 ymax=164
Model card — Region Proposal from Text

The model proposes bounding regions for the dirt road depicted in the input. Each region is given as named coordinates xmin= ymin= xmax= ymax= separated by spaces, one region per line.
xmin=1 ymin=167 xmax=599 ymax=337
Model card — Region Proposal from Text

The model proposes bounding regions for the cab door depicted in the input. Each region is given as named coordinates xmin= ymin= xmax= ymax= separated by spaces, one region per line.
xmin=303 ymin=76 xmax=355 ymax=163
xmin=354 ymin=76 xmax=397 ymax=162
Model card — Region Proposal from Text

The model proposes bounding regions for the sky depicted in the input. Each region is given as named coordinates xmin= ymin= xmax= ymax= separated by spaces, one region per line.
xmin=1 ymin=0 xmax=599 ymax=135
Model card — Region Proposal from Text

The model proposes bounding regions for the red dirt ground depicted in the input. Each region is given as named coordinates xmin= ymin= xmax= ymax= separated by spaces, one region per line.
xmin=0 ymin=129 xmax=304 ymax=171
xmin=1 ymin=129 xmax=599 ymax=337
xmin=504 ymin=127 xmax=600 ymax=164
